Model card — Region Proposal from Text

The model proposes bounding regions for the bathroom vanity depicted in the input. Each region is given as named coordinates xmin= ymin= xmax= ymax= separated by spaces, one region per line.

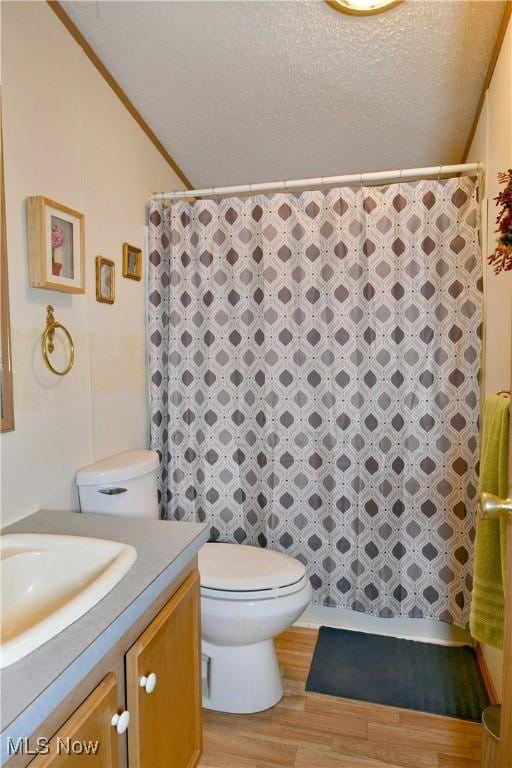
xmin=0 ymin=510 xmax=209 ymax=768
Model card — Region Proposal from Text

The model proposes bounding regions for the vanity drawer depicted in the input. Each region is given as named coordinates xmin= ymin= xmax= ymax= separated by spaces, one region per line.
xmin=29 ymin=674 xmax=121 ymax=767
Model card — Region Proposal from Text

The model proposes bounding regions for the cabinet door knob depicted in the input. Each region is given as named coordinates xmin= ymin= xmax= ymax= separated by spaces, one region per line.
xmin=139 ymin=673 xmax=157 ymax=694
xmin=111 ymin=710 xmax=130 ymax=734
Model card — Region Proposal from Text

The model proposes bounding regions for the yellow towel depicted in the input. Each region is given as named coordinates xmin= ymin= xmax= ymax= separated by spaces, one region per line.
xmin=470 ymin=395 xmax=510 ymax=649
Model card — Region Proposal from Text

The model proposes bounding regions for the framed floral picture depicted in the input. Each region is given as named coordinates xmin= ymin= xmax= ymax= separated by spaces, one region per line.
xmin=96 ymin=256 xmax=115 ymax=304
xmin=27 ymin=197 xmax=85 ymax=293
xmin=122 ymin=243 xmax=142 ymax=281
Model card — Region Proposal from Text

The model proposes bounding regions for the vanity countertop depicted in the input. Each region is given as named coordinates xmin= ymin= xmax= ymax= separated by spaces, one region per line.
xmin=0 ymin=509 xmax=208 ymax=761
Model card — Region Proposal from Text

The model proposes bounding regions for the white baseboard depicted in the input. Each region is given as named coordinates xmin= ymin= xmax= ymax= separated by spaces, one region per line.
xmin=295 ymin=604 xmax=473 ymax=647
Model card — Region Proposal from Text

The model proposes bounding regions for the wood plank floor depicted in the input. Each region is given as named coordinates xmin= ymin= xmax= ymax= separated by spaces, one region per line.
xmin=198 ymin=627 xmax=483 ymax=768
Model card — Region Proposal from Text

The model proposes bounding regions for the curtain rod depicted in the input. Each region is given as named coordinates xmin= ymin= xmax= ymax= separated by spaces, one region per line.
xmin=149 ymin=162 xmax=483 ymax=202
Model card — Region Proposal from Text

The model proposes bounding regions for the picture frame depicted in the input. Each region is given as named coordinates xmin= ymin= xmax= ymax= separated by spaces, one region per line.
xmin=122 ymin=242 xmax=142 ymax=281
xmin=27 ymin=196 xmax=85 ymax=293
xmin=96 ymin=256 xmax=115 ymax=304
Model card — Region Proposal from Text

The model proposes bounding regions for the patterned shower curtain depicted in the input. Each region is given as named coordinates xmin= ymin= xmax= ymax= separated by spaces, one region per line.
xmin=148 ymin=177 xmax=482 ymax=626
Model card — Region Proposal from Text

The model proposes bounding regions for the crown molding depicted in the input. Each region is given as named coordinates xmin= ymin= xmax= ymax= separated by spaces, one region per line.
xmin=47 ymin=1 xmax=193 ymax=190
xmin=461 ymin=1 xmax=512 ymax=162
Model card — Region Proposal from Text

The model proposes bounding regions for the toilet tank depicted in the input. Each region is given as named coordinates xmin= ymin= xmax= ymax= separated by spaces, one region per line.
xmin=76 ymin=450 xmax=159 ymax=518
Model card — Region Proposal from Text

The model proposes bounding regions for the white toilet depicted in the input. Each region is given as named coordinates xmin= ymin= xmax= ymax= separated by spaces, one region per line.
xmin=199 ymin=542 xmax=312 ymax=713
xmin=76 ymin=449 xmax=312 ymax=714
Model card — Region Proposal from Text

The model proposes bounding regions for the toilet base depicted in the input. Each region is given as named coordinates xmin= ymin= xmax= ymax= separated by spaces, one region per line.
xmin=202 ymin=638 xmax=283 ymax=713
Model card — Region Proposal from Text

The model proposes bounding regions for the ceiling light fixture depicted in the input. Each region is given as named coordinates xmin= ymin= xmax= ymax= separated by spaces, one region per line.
xmin=326 ymin=0 xmax=404 ymax=16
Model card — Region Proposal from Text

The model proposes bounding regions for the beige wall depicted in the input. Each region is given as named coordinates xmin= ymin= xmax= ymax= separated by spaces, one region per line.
xmin=0 ymin=1 xmax=184 ymax=525
xmin=467 ymin=15 xmax=512 ymax=698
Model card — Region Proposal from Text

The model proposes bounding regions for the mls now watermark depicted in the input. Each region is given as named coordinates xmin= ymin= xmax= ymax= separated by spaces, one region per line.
xmin=8 ymin=737 xmax=100 ymax=756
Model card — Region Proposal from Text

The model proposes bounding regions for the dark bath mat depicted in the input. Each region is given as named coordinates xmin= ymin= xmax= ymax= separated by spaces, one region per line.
xmin=306 ymin=626 xmax=489 ymax=722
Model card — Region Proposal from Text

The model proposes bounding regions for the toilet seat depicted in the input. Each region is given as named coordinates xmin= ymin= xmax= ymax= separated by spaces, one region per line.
xmin=199 ymin=542 xmax=307 ymax=600
xmin=200 ymin=573 xmax=309 ymax=601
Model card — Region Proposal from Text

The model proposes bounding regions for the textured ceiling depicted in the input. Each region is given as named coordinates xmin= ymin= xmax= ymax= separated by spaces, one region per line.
xmin=61 ymin=0 xmax=504 ymax=188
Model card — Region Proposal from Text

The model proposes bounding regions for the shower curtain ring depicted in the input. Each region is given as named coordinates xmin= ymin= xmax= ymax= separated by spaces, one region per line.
xmin=437 ymin=165 xmax=442 ymax=183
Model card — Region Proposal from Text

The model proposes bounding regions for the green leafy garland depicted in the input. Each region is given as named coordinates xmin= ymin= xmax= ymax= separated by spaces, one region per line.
xmin=488 ymin=169 xmax=512 ymax=274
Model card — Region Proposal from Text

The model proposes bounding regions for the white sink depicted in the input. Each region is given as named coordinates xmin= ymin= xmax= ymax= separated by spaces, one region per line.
xmin=0 ymin=533 xmax=137 ymax=669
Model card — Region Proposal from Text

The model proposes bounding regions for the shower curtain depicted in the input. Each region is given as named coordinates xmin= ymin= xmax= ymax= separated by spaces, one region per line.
xmin=148 ymin=177 xmax=482 ymax=626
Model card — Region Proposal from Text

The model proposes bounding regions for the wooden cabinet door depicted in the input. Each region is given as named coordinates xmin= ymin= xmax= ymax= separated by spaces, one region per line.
xmin=30 ymin=674 xmax=120 ymax=768
xmin=126 ymin=570 xmax=202 ymax=768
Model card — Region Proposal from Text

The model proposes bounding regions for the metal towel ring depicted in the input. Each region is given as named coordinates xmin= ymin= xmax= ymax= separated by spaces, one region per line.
xmin=42 ymin=305 xmax=74 ymax=376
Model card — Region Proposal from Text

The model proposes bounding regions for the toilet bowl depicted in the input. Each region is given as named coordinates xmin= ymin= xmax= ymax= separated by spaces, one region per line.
xmin=199 ymin=542 xmax=312 ymax=714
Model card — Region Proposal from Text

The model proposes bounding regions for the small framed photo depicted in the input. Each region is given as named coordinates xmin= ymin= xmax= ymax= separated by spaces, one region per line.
xmin=122 ymin=243 xmax=142 ymax=281
xmin=27 ymin=197 xmax=85 ymax=293
xmin=96 ymin=256 xmax=115 ymax=304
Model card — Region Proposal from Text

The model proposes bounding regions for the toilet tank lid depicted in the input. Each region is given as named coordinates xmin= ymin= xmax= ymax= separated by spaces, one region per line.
xmin=76 ymin=450 xmax=159 ymax=486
